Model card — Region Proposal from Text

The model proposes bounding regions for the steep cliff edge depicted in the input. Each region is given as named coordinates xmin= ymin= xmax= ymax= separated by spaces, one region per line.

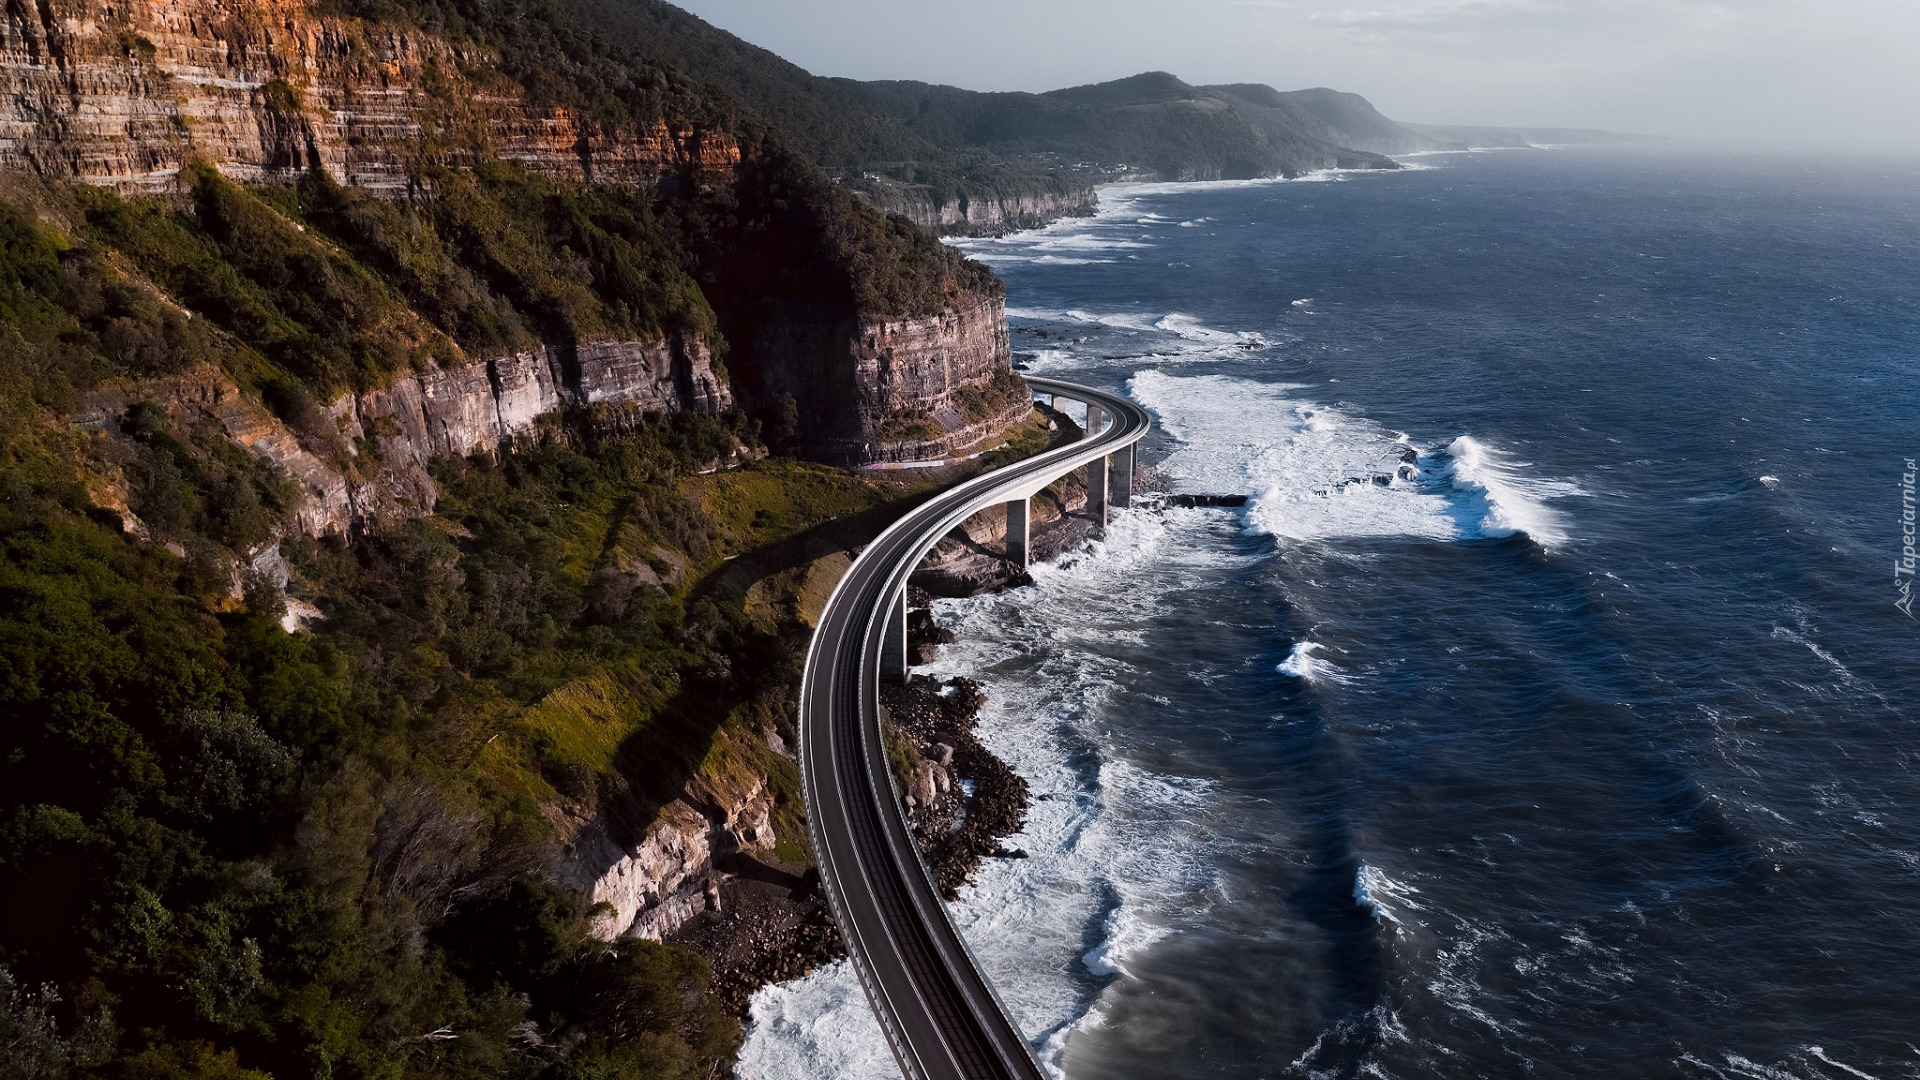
xmin=75 ymin=336 xmax=730 ymax=538
xmin=0 ymin=0 xmax=739 ymax=190
xmin=0 ymin=0 xmax=1031 ymax=467
xmin=850 ymin=173 xmax=1097 ymax=237
xmin=747 ymin=292 xmax=1030 ymax=464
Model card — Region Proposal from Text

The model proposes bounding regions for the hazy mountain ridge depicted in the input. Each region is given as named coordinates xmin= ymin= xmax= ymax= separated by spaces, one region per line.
xmin=551 ymin=0 xmax=1098 ymax=234
xmin=835 ymin=71 xmax=1402 ymax=183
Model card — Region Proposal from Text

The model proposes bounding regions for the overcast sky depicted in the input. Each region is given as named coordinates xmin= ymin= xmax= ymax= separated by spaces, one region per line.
xmin=668 ymin=0 xmax=1920 ymax=149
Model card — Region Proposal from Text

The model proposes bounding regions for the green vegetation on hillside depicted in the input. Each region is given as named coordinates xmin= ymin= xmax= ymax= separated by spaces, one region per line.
xmin=836 ymin=72 xmax=1401 ymax=183
xmin=0 ymin=341 xmax=927 ymax=1077
xmin=0 ymin=0 xmax=1060 ymax=1072
xmin=546 ymin=0 xmax=1094 ymax=232
xmin=0 ymin=127 xmax=993 ymax=453
xmin=0 ymin=145 xmax=1005 ymax=1073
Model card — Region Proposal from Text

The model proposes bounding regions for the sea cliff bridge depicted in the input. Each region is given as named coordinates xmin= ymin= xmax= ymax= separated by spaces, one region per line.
xmin=799 ymin=378 xmax=1151 ymax=1080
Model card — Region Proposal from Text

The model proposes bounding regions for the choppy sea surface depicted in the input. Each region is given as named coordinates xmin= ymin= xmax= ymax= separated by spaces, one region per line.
xmin=738 ymin=146 xmax=1920 ymax=1080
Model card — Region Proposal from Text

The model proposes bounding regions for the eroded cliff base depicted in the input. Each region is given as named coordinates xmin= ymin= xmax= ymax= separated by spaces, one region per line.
xmin=668 ymin=858 xmax=843 ymax=1016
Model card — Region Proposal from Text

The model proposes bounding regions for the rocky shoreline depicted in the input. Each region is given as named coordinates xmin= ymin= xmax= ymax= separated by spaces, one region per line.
xmin=882 ymin=671 xmax=1033 ymax=899
xmin=665 ymin=605 xmax=1036 ymax=1016
xmin=673 ymin=458 xmax=1169 ymax=1022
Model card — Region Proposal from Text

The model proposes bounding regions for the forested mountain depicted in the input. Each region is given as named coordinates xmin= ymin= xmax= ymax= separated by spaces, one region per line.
xmin=551 ymin=0 xmax=1097 ymax=234
xmin=836 ymin=71 xmax=1402 ymax=182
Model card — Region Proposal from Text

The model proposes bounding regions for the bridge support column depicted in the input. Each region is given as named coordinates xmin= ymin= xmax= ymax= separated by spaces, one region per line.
xmin=1087 ymin=454 xmax=1108 ymax=530
xmin=1085 ymin=402 xmax=1104 ymax=437
xmin=1112 ymin=442 xmax=1134 ymax=509
xmin=879 ymin=583 xmax=908 ymax=682
xmin=1006 ymin=496 xmax=1030 ymax=568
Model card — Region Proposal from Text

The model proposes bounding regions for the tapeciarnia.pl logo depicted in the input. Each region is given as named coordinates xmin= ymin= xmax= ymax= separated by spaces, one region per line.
xmin=1899 ymin=458 xmax=1916 ymax=618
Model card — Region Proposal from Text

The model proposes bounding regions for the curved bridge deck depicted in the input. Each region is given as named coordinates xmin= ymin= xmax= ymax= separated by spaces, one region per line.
xmin=799 ymin=379 xmax=1151 ymax=1080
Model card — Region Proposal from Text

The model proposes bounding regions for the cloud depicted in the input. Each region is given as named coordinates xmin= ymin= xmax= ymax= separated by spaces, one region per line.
xmin=1309 ymin=0 xmax=1565 ymax=34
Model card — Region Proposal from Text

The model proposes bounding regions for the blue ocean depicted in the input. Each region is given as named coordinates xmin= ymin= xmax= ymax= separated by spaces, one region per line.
xmin=739 ymin=146 xmax=1920 ymax=1079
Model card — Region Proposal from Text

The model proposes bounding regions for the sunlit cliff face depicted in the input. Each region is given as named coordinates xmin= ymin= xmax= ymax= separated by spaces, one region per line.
xmin=0 ymin=0 xmax=739 ymax=191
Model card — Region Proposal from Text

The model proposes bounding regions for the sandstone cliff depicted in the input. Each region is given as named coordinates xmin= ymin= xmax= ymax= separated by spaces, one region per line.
xmin=553 ymin=767 xmax=778 ymax=942
xmin=852 ymin=176 xmax=1097 ymax=237
xmin=0 ymin=0 xmax=737 ymax=190
xmin=76 ymin=336 xmax=729 ymax=538
xmin=753 ymin=293 xmax=1029 ymax=464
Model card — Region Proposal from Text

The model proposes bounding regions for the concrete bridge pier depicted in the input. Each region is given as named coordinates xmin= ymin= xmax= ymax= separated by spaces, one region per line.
xmin=1087 ymin=455 xmax=1108 ymax=529
xmin=1112 ymin=442 xmax=1134 ymax=508
xmin=1085 ymin=402 xmax=1105 ymax=436
xmin=1006 ymin=495 xmax=1030 ymax=568
xmin=879 ymin=584 xmax=907 ymax=680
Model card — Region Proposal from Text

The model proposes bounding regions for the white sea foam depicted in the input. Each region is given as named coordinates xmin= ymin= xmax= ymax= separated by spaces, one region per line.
xmin=951 ymin=168 xmax=1400 ymax=272
xmin=1005 ymin=306 xmax=1159 ymax=332
xmin=1152 ymin=313 xmax=1266 ymax=350
xmin=1353 ymin=863 xmax=1424 ymax=925
xmin=1677 ymin=1046 xmax=1885 ymax=1080
xmin=1442 ymin=435 xmax=1587 ymax=547
xmin=1130 ymin=370 xmax=1459 ymax=542
xmin=1129 ymin=370 xmax=1586 ymax=548
xmin=739 ymin=511 xmax=1234 ymax=1076
xmin=1080 ymin=904 xmax=1171 ymax=978
xmin=1277 ymin=641 xmax=1353 ymax=684
xmin=734 ymin=960 xmax=896 ymax=1080
xmin=1008 ymin=307 xmax=1275 ymax=367
xmin=1017 ymin=348 xmax=1076 ymax=374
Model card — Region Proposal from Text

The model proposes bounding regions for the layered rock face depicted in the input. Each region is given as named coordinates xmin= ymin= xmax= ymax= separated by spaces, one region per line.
xmin=756 ymin=293 xmax=1028 ymax=464
xmin=77 ymin=338 xmax=729 ymax=537
xmin=0 ymin=0 xmax=737 ymax=190
xmin=6 ymin=0 xmax=1029 ymax=468
xmin=858 ymin=182 xmax=1097 ymax=237
xmin=554 ymin=773 xmax=777 ymax=942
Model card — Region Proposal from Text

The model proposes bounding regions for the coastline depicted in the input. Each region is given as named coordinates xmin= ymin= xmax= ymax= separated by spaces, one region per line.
xmin=675 ymin=439 xmax=1161 ymax=1040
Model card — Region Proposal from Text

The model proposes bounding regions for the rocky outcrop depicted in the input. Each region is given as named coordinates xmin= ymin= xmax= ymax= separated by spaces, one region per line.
xmin=855 ymin=180 xmax=1097 ymax=237
xmin=0 ymin=0 xmax=738 ymax=191
xmin=75 ymin=337 xmax=729 ymax=537
xmin=554 ymin=773 xmax=778 ymax=942
xmin=754 ymin=293 xmax=1029 ymax=464
xmin=881 ymin=675 xmax=1029 ymax=900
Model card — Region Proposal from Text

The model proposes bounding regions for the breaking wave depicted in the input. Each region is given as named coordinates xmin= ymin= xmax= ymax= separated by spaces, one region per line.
xmin=1278 ymin=641 xmax=1353 ymax=684
xmin=1129 ymin=370 xmax=1585 ymax=548
xmin=1442 ymin=435 xmax=1587 ymax=548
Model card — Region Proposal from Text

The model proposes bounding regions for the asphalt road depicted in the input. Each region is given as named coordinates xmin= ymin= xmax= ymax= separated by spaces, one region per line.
xmin=798 ymin=378 xmax=1152 ymax=1080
